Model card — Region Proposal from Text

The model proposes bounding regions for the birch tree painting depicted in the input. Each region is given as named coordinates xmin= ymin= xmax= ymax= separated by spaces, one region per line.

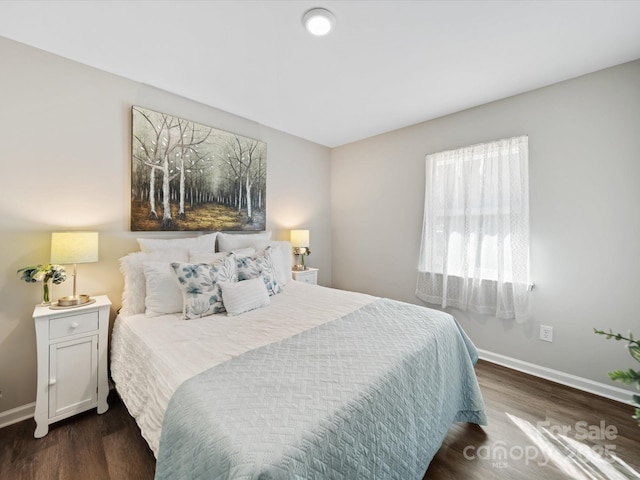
xmin=131 ymin=106 xmax=267 ymax=231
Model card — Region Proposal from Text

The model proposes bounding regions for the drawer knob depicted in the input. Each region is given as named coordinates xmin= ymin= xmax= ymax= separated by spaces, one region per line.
xmin=70 ymin=322 xmax=79 ymax=329
xmin=49 ymin=379 xmax=57 ymax=386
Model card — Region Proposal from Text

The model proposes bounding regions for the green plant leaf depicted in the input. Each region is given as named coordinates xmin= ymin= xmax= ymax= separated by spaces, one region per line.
xmin=594 ymin=328 xmax=612 ymax=339
xmin=596 ymin=328 xmax=640 ymax=427
xmin=629 ymin=345 xmax=640 ymax=364
xmin=608 ymin=370 xmax=628 ymax=382
xmin=608 ymin=369 xmax=640 ymax=385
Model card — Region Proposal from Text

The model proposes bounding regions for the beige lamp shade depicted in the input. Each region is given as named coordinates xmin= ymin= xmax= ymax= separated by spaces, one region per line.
xmin=50 ymin=232 xmax=98 ymax=307
xmin=290 ymin=229 xmax=310 ymax=247
xmin=50 ymin=232 xmax=99 ymax=264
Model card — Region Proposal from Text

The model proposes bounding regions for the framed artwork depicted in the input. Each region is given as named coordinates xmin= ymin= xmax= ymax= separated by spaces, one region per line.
xmin=131 ymin=106 xmax=267 ymax=231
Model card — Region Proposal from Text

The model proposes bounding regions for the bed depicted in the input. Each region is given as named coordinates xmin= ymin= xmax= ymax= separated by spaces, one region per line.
xmin=110 ymin=233 xmax=486 ymax=479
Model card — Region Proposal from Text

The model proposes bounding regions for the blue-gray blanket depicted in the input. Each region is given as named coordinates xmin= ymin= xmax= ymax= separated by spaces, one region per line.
xmin=155 ymin=298 xmax=486 ymax=479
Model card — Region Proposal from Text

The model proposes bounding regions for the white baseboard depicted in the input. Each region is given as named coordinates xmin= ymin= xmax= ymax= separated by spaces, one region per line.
xmin=478 ymin=349 xmax=634 ymax=405
xmin=0 ymin=402 xmax=35 ymax=429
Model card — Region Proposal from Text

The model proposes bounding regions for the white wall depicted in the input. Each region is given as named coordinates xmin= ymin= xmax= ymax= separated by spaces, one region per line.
xmin=331 ymin=60 xmax=640 ymax=394
xmin=0 ymin=37 xmax=331 ymax=414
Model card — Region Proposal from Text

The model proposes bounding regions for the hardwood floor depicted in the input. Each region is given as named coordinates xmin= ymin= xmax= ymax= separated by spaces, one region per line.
xmin=426 ymin=361 xmax=640 ymax=479
xmin=1 ymin=360 xmax=638 ymax=479
xmin=0 ymin=391 xmax=156 ymax=480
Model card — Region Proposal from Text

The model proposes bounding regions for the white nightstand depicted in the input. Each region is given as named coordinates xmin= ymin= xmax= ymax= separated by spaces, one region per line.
xmin=32 ymin=295 xmax=111 ymax=438
xmin=291 ymin=267 xmax=319 ymax=285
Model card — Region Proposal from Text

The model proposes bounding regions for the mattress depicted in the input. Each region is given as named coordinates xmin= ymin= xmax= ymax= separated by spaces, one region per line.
xmin=110 ymin=281 xmax=377 ymax=456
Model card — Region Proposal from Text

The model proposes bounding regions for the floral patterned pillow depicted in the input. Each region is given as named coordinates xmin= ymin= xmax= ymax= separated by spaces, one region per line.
xmin=235 ymin=247 xmax=282 ymax=296
xmin=171 ymin=253 xmax=237 ymax=319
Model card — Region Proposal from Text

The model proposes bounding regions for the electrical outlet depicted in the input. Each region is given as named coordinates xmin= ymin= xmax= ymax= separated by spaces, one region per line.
xmin=540 ymin=325 xmax=553 ymax=342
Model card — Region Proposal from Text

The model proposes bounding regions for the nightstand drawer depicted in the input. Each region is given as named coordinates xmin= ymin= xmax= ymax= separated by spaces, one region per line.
xmin=291 ymin=268 xmax=318 ymax=285
xmin=49 ymin=311 xmax=99 ymax=340
xmin=297 ymin=274 xmax=316 ymax=284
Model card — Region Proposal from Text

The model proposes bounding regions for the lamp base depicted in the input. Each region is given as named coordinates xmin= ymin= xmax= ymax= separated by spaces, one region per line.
xmin=56 ymin=294 xmax=92 ymax=307
xmin=292 ymin=264 xmax=308 ymax=271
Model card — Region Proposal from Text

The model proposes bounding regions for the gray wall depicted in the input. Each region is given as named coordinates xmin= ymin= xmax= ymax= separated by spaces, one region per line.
xmin=331 ymin=59 xmax=640 ymax=391
xmin=0 ymin=37 xmax=332 ymax=414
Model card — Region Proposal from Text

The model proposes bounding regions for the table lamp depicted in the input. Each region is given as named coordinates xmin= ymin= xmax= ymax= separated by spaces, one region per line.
xmin=50 ymin=231 xmax=99 ymax=306
xmin=290 ymin=229 xmax=310 ymax=271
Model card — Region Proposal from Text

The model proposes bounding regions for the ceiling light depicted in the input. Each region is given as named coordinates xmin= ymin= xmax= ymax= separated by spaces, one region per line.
xmin=302 ymin=8 xmax=335 ymax=36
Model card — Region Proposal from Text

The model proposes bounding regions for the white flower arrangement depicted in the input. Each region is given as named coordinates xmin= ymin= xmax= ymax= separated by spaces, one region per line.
xmin=18 ymin=264 xmax=67 ymax=285
xmin=17 ymin=264 xmax=67 ymax=304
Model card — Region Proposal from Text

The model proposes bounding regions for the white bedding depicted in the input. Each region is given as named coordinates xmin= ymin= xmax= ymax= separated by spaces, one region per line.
xmin=110 ymin=281 xmax=376 ymax=456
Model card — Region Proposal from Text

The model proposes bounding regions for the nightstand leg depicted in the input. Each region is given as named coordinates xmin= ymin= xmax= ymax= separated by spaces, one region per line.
xmin=97 ymin=395 xmax=109 ymax=414
xmin=33 ymin=384 xmax=48 ymax=438
xmin=34 ymin=419 xmax=48 ymax=438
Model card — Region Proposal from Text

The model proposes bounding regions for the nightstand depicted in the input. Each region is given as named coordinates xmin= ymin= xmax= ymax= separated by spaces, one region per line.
xmin=291 ymin=267 xmax=319 ymax=285
xmin=32 ymin=295 xmax=111 ymax=438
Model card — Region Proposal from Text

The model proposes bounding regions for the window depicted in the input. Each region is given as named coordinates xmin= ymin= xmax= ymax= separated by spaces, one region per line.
xmin=416 ymin=136 xmax=530 ymax=321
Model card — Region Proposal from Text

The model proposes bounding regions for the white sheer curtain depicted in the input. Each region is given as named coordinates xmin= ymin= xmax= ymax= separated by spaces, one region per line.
xmin=416 ymin=136 xmax=530 ymax=322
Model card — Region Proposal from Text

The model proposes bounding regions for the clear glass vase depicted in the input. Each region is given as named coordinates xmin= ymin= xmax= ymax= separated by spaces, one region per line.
xmin=42 ymin=281 xmax=51 ymax=305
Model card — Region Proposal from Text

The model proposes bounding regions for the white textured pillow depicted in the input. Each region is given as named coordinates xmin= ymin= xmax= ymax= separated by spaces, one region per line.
xmin=220 ymin=277 xmax=270 ymax=316
xmin=137 ymin=232 xmax=217 ymax=253
xmin=143 ymin=261 xmax=184 ymax=315
xmin=119 ymin=249 xmax=188 ymax=316
xmin=189 ymin=247 xmax=254 ymax=264
xmin=217 ymin=231 xmax=271 ymax=252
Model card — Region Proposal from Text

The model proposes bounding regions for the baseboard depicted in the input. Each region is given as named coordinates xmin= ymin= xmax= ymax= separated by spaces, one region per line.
xmin=0 ymin=381 xmax=116 ymax=430
xmin=478 ymin=349 xmax=634 ymax=405
xmin=0 ymin=402 xmax=35 ymax=429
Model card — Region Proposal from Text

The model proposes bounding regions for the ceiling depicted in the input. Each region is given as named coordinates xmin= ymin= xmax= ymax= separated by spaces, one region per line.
xmin=1 ymin=1 xmax=639 ymax=147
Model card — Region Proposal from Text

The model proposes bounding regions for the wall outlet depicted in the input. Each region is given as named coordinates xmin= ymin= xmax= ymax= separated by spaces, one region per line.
xmin=540 ymin=325 xmax=553 ymax=342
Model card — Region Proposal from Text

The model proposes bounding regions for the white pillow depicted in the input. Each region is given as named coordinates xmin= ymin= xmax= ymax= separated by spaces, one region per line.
xmin=217 ymin=231 xmax=271 ymax=252
xmin=119 ymin=249 xmax=189 ymax=316
xmin=220 ymin=277 xmax=270 ymax=316
xmin=143 ymin=261 xmax=184 ymax=315
xmin=137 ymin=232 xmax=217 ymax=253
xmin=189 ymin=247 xmax=254 ymax=264
xmin=252 ymin=240 xmax=292 ymax=286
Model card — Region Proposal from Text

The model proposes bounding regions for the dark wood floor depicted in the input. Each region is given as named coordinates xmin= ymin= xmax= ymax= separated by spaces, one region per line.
xmin=426 ymin=361 xmax=640 ymax=479
xmin=1 ymin=360 xmax=639 ymax=479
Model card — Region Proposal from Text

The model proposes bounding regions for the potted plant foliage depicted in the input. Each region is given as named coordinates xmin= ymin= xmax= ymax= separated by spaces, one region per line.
xmin=594 ymin=328 xmax=640 ymax=426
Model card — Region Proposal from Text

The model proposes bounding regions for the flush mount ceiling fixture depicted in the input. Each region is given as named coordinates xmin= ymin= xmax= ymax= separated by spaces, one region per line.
xmin=302 ymin=8 xmax=335 ymax=36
